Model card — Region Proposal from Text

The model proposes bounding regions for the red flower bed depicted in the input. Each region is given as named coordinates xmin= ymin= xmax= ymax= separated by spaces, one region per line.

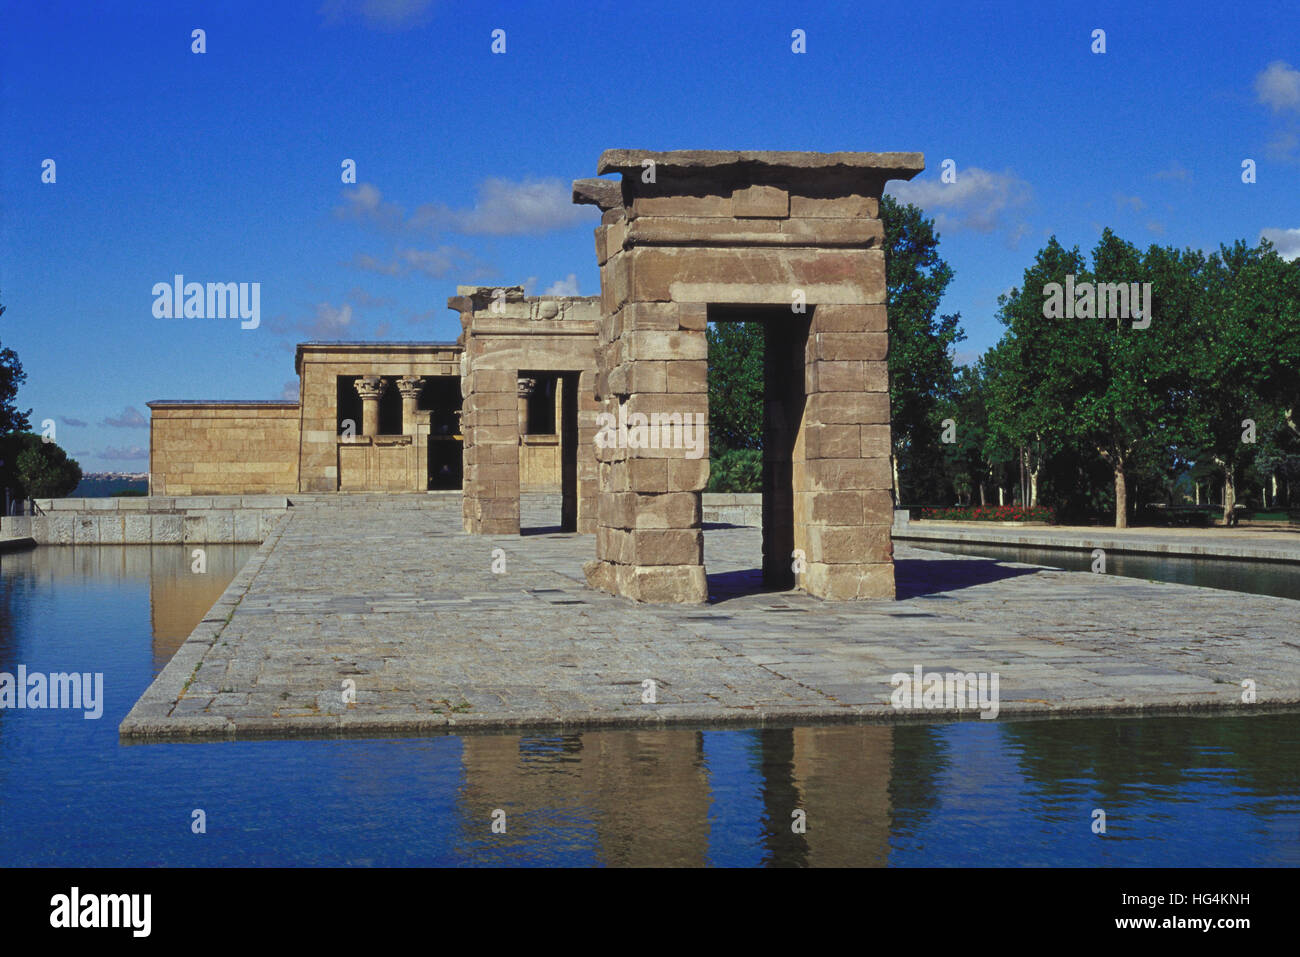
xmin=919 ymin=505 xmax=1056 ymax=523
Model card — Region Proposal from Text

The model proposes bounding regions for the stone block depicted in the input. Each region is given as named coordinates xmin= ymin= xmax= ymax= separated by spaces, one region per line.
xmin=1 ymin=517 xmax=31 ymax=538
xmin=124 ymin=514 xmax=152 ymax=544
xmin=668 ymin=458 xmax=710 ymax=492
xmin=811 ymin=304 xmax=888 ymax=333
xmin=100 ymin=515 xmax=125 ymax=545
xmin=665 ymin=359 xmax=707 ymax=393
xmin=73 ymin=515 xmax=100 ymax=546
xmin=806 ymin=457 xmax=893 ymax=491
xmin=153 ymin=514 xmax=183 ymax=544
xmin=183 ymin=515 xmax=209 ymax=543
xmin=628 ymin=528 xmax=702 ymax=565
xmin=626 ymin=246 xmax=884 ymax=305
xmin=806 ymin=392 xmax=890 ymax=426
xmin=803 ymin=561 xmax=894 ymax=600
xmin=625 ymin=330 xmax=708 ymax=362
xmin=45 ymin=515 xmax=74 ymax=544
xmin=805 ymin=424 xmax=861 ymax=460
xmin=807 ymin=524 xmax=892 ymax=564
xmin=628 ymin=491 xmax=701 ymax=530
xmin=621 ymin=564 xmax=708 ymax=603
xmin=814 ymin=332 xmax=888 ymax=361
xmin=732 ymin=184 xmax=789 ymax=218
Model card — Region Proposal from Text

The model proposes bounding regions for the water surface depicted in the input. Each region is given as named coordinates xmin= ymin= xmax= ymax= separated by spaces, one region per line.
xmin=1 ymin=545 xmax=1297 ymax=866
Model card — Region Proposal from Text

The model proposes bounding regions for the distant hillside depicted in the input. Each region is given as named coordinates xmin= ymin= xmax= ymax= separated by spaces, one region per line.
xmin=71 ymin=473 xmax=148 ymax=498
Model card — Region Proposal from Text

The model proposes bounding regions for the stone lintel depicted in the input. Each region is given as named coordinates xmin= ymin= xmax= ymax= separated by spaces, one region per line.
xmin=596 ymin=149 xmax=925 ymax=180
xmin=572 ymin=177 xmax=624 ymax=211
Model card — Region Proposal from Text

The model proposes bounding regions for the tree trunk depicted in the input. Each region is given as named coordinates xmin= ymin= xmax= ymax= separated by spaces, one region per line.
xmin=998 ymin=486 xmax=1005 ymax=506
xmin=891 ymin=452 xmax=900 ymax=505
xmin=1113 ymin=465 xmax=1128 ymax=529
xmin=979 ymin=481 xmax=986 ymax=506
xmin=1194 ymin=483 xmax=1200 ymax=505
xmin=1222 ymin=465 xmax=1236 ymax=526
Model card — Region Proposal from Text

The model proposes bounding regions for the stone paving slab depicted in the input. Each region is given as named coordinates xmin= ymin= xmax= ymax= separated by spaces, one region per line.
xmin=120 ymin=498 xmax=1300 ymax=740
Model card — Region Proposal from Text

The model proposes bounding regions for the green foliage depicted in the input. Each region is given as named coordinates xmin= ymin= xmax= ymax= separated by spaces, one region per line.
xmin=1 ymin=433 xmax=82 ymax=499
xmin=0 ymin=294 xmax=31 ymax=436
xmin=978 ymin=230 xmax=1300 ymax=525
xmin=706 ymin=321 xmax=763 ymax=452
xmin=707 ymin=448 xmax=762 ymax=492
xmin=882 ymin=194 xmax=965 ymax=505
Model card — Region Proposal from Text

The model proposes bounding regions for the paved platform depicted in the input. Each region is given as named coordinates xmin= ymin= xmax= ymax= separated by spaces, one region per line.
xmin=120 ymin=498 xmax=1300 ymax=740
xmin=898 ymin=522 xmax=1300 ymax=563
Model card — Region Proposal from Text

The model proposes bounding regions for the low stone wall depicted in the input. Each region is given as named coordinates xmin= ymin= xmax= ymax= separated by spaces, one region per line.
xmin=702 ymin=493 xmax=761 ymax=526
xmin=15 ymin=495 xmax=290 ymax=545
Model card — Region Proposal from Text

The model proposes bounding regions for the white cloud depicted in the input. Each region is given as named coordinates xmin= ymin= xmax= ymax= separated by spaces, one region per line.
xmin=543 ymin=274 xmax=581 ymax=296
xmin=294 ymin=302 xmax=355 ymax=339
xmin=352 ymin=246 xmax=476 ymax=279
xmin=887 ymin=166 xmax=1032 ymax=235
xmin=399 ymin=246 xmax=466 ymax=277
xmin=335 ymin=183 xmax=404 ymax=230
xmin=338 ymin=177 xmax=597 ymax=239
xmin=280 ymin=380 xmax=299 ymax=401
xmin=101 ymin=406 xmax=148 ymax=429
xmin=1261 ymin=227 xmax=1300 ymax=260
xmin=319 ymin=0 xmax=435 ymax=31
xmin=414 ymin=177 xmax=595 ymax=235
xmin=1114 ymin=193 xmax=1145 ymax=212
xmin=1255 ymin=61 xmax=1300 ymax=112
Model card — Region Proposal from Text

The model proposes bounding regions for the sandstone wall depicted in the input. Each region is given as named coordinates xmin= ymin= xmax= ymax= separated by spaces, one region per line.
xmin=148 ymin=402 xmax=299 ymax=495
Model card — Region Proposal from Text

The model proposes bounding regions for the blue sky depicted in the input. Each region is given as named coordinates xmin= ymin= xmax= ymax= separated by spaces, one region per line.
xmin=4 ymin=0 xmax=1298 ymax=471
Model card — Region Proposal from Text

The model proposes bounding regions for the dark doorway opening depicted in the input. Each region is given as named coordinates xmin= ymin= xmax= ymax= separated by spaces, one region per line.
xmin=706 ymin=304 xmax=811 ymax=594
xmin=519 ymin=370 xmax=580 ymax=534
xmin=336 ymin=377 xmax=362 ymax=436
xmin=422 ymin=376 xmax=463 ymax=490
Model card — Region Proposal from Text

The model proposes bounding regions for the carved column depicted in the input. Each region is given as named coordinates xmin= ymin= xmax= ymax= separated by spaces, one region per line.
xmin=396 ymin=376 xmax=425 ymax=435
xmin=354 ymin=376 xmax=386 ymax=437
xmin=517 ymin=377 xmax=537 ymax=436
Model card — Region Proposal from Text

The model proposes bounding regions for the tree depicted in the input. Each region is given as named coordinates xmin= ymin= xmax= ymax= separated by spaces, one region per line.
xmin=0 ymin=293 xmax=31 ymax=435
xmin=881 ymin=194 xmax=965 ymax=506
xmin=989 ymin=231 xmax=1201 ymax=527
xmin=1183 ymin=240 xmax=1300 ymax=523
xmin=1 ymin=433 xmax=82 ymax=499
xmin=706 ymin=321 xmax=763 ymax=453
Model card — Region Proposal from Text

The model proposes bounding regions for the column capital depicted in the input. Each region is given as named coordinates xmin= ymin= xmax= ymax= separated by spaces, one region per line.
xmin=517 ymin=377 xmax=538 ymax=398
xmin=396 ymin=375 xmax=425 ymax=399
xmin=355 ymin=375 xmax=387 ymax=400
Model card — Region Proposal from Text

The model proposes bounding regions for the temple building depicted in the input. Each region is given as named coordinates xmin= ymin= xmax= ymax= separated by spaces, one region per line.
xmin=148 ymin=291 xmax=598 ymax=501
xmin=149 ymin=149 xmax=924 ymax=602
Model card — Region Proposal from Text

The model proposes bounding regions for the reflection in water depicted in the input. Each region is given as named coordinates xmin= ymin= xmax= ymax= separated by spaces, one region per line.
xmin=912 ymin=541 xmax=1300 ymax=601
xmin=0 ymin=544 xmax=259 ymax=676
xmin=0 ymin=545 xmax=1297 ymax=866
